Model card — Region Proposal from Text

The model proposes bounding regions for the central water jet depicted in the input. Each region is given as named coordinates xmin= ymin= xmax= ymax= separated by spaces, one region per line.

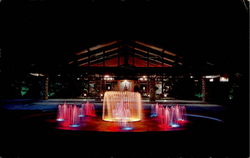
xmin=102 ymin=91 xmax=142 ymax=122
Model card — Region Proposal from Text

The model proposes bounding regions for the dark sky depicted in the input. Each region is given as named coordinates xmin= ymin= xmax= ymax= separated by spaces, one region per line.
xmin=0 ymin=0 xmax=248 ymax=73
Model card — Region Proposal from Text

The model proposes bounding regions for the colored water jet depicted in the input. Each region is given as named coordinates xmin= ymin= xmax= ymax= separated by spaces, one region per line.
xmin=82 ymin=101 xmax=96 ymax=117
xmin=56 ymin=102 xmax=68 ymax=121
xmin=56 ymin=102 xmax=95 ymax=127
xmin=174 ymin=104 xmax=187 ymax=122
xmin=150 ymin=103 xmax=158 ymax=117
xmin=158 ymin=105 xmax=171 ymax=128
xmin=69 ymin=104 xmax=81 ymax=127
xmin=102 ymin=91 xmax=142 ymax=122
xmin=153 ymin=104 xmax=187 ymax=128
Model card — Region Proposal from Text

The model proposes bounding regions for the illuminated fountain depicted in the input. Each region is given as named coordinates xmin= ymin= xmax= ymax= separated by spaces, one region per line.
xmin=56 ymin=102 xmax=96 ymax=128
xmin=169 ymin=105 xmax=180 ymax=127
xmin=55 ymin=99 xmax=188 ymax=131
xmin=102 ymin=91 xmax=142 ymax=122
xmin=69 ymin=104 xmax=81 ymax=127
xmin=56 ymin=102 xmax=68 ymax=121
xmin=56 ymin=103 xmax=81 ymax=127
xmin=150 ymin=103 xmax=158 ymax=117
xmin=157 ymin=104 xmax=171 ymax=128
xmin=80 ymin=101 xmax=96 ymax=117
xmin=153 ymin=104 xmax=187 ymax=128
xmin=172 ymin=104 xmax=187 ymax=122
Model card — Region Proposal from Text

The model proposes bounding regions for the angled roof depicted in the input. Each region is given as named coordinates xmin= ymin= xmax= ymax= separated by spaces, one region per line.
xmin=69 ymin=40 xmax=183 ymax=68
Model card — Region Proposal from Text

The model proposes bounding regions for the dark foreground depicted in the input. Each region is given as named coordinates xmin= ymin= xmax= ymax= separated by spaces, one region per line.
xmin=0 ymin=105 xmax=248 ymax=158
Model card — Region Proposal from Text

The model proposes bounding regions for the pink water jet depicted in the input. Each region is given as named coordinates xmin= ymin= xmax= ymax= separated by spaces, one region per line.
xmin=56 ymin=101 xmax=96 ymax=127
xmin=82 ymin=101 xmax=96 ymax=117
xmin=153 ymin=104 xmax=187 ymax=128
xmin=69 ymin=104 xmax=81 ymax=127
xmin=157 ymin=104 xmax=171 ymax=128
xmin=56 ymin=100 xmax=187 ymax=131
xmin=56 ymin=102 xmax=68 ymax=121
xmin=173 ymin=104 xmax=187 ymax=122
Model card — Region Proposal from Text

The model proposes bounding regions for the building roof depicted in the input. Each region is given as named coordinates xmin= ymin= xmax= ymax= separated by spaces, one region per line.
xmin=1 ymin=0 xmax=248 ymax=75
xmin=69 ymin=40 xmax=182 ymax=68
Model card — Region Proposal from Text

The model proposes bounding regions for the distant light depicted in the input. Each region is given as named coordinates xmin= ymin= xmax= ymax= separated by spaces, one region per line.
xmin=104 ymin=75 xmax=114 ymax=81
xmin=83 ymin=93 xmax=87 ymax=97
xmin=143 ymin=87 xmax=146 ymax=90
xmin=220 ymin=77 xmax=229 ymax=82
xmin=123 ymin=80 xmax=129 ymax=86
xmin=204 ymin=75 xmax=220 ymax=79
xmin=30 ymin=73 xmax=44 ymax=77
xmin=206 ymin=62 xmax=215 ymax=66
xmin=229 ymin=95 xmax=233 ymax=100
xmin=148 ymin=94 xmax=150 ymax=97
xmin=77 ymin=78 xmax=80 ymax=80
xmin=56 ymin=118 xmax=64 ymax=121
xmin=190 ymin=76 xmax=194 ymax=78
xmin=139 ymin=76 xmax=147 ymax=81
xmin=107 ymin=86 xmax=111 ymax=90
xmin=100 ymin=93 xmax=103 ymax=97
xmin=209 ymin=78 xmax=214 ymax=82
xmin=164 ymin=94 xmax=167 ymax=97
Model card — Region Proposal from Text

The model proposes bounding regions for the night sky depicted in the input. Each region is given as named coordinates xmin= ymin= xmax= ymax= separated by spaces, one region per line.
xmin=0 ymin=0 xmax=248 ymax=73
